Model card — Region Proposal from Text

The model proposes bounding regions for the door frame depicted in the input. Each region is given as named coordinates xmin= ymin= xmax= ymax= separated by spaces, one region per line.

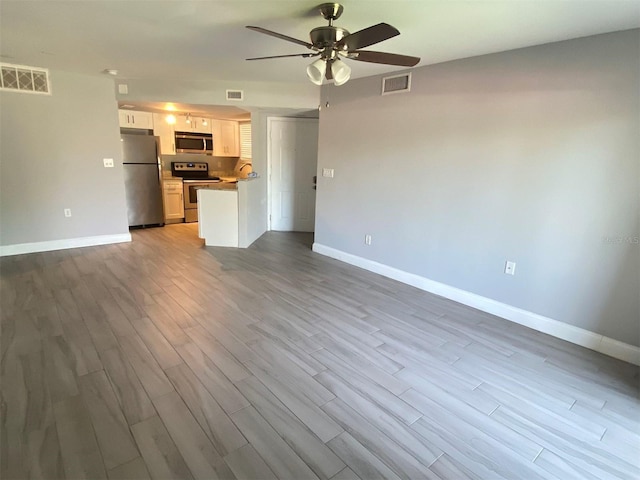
xmin=267 ymin=116 xmax=319 ymax=231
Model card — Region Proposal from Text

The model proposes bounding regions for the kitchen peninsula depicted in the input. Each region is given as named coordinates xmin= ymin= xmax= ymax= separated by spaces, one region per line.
xmin=198 ymin=177 xmax=260 ymax=248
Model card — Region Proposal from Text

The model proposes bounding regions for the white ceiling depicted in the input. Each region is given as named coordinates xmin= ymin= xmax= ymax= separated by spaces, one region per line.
xmin=1 ymin=1 xmax=639 ymax=86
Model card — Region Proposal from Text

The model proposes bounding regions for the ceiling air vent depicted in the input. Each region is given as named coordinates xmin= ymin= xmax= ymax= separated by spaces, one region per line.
xmin=381 ymin=72 xmax=411 ymax=96
xmin=226 ymin=89 xmax=244 ymax=101
xmin=1 ymin=63 xmax=50 ymax=94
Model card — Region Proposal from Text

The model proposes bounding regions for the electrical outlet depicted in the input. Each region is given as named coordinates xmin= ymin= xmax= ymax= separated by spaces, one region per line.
xmin=103 ymin=158 xmax=114 ymax=168
xmin=64 ymin=208 xmax=72 ymax=218
xmin=322 ymin=168 xmax=334 ymax=178
xmin=365 ymin=234 xmax=372 ymax=245
xmin=504 ymin=261 xmax=516 ymax=275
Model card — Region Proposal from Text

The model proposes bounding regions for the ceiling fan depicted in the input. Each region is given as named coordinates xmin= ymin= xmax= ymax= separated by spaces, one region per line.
xmin=246 ymin=2 xmax=420 ymax=86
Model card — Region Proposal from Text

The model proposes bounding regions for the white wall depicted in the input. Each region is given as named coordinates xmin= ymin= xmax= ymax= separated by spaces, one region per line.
xmin=115 ymin=78 xmax=319 ymax=110
xmin=315 ymin=30 xmax=640 ymax=347
xmin=244 ymin=111 xmax=271 ymax=243
xmin=0 ymin=70 xmax=130 ymax=249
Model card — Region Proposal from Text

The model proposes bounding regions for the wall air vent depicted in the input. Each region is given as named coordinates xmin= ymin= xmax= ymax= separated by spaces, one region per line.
xmin=0 ymin=63 xmax=50 ymax=94
xmin=226 ymin=89 xmax=244 ymax=101
xmin=381 ymin=72 xmax=411 ymax=96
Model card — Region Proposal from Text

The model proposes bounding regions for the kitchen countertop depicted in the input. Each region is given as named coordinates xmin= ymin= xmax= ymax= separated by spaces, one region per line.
xmin=162 ymin=174 xmax=256 ymax=190
xmin=204 ymin=182 xmax=238 ymax=190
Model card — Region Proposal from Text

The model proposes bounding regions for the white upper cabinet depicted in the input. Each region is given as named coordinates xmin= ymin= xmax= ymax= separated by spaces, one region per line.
xmin=153 ymin=113 xmax=175 ymax=155
xmin=173 ymin=115 xmax=191 ymax=132
xmin=119 ymin=110 xmax=153 ymax=129
xmin=174 ymin=115 xmax=211 ymax=134
xmin=193 ymin=117 xmax=211 ymax=134
xmin=212 ymin=119 xmax=239 ymax=157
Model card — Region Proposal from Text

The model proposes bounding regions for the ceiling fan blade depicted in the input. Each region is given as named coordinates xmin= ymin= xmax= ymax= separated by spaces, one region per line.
xmin=246 ymin=53 xmax=318 ymax=61
xmin=349 ymin=50 xmax=420 ymax=67
xmin=338 ymin=23 xmax=400 ymax=50
xmin=246 ymin=26 xmax=314 ymax=49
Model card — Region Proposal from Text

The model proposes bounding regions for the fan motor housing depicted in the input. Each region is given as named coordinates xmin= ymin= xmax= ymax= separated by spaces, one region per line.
xmin=310 ymin=26 xmax=349 ymax=50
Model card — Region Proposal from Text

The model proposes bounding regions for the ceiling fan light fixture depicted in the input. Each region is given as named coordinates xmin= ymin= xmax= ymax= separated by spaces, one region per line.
xmin=306 ymin=58 xmax=326 ymax=85
xmin=246 ymin=4 xmax=420 ymax=87
xmin=331 ymin=58 xmax=351 ymax=86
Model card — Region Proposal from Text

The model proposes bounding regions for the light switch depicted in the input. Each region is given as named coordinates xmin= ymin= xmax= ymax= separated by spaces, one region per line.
xmin=322 ymin=168 xmax=334 ymax=178
xmin=103 ymin=158 xmax=114 ymax=168
xmin=504 ymin=261 xmax=516 ymax=275
xmin=118 ymin=84 xmax=128 ymax=94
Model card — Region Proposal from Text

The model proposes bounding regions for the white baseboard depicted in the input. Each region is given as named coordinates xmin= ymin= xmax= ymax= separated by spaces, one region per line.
xmin=312 ymin=243 xmax=640 ymax=366
xmin=0 ymin=233 xmax=132 ymax=257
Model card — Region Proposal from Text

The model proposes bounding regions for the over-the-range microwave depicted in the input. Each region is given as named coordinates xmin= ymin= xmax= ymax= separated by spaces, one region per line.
xmin=175 ymin=132 xmax=213 ymax=155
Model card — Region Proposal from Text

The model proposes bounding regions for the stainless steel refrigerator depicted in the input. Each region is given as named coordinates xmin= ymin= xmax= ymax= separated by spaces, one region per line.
xmin=121 ymin=134 xmax=164 ymax=228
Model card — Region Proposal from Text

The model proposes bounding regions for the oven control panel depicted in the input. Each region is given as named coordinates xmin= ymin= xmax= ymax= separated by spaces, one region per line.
xmin=172 ymin=162 xmax=208 ymax=172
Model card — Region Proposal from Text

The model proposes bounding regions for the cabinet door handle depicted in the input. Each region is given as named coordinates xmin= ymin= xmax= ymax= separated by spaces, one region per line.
xmin=132 ymin=115 xmax=135 ymax=124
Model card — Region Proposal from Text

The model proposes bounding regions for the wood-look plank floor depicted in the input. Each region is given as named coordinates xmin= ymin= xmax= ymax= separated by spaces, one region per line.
xmin=2 ymin=224 xmax=639 ymax=480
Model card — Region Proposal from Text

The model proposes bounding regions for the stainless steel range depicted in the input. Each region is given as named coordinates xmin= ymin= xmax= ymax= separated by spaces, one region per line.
xmin=171 ymin=162 xmax=221 ymax=223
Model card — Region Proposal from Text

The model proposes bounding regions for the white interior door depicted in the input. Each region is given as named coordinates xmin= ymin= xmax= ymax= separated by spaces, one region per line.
xmin=269 ymin=118 xmax=318 ymax=232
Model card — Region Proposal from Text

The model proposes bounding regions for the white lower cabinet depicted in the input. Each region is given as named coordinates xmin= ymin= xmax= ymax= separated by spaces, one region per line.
xmin=163 ymin=180 xmax=184 ymax=221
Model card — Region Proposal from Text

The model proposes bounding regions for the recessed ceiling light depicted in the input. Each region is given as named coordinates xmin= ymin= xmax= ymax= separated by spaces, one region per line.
xmin=103 ymin=69 xmax=118 ymax=76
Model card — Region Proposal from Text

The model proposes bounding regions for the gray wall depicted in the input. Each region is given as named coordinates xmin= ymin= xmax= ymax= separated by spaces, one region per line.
xmin=316 ymin=29 xmax=640 ymax=346
xmin=1 ymin=70 xmax=129 ymax=246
